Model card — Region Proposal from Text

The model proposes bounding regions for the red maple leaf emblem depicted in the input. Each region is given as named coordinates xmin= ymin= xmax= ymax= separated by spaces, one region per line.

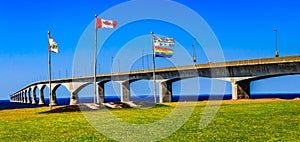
xmin=103 ymin=20 xmax=112 ymax=25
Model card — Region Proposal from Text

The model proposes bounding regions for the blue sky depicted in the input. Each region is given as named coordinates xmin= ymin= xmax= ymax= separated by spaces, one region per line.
xmin=1 ymin=0 xmax=300 ymax=100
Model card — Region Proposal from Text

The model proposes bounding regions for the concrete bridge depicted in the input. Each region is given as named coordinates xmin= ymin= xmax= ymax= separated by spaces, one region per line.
xmin=10 ymin=55 xmax=300 ymax=105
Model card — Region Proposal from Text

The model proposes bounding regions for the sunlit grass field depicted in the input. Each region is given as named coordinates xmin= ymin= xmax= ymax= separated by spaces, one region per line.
xmin=0 ymin=99 xmax=299 ymax=141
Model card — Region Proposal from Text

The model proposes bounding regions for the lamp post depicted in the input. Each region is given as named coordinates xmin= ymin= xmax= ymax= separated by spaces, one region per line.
xmin=274 ymin=29 xmax=279 ymax=57
xmin=118 ymin=59 xmax=120 ymax=73
xmin=192 ymin=44 xmax=196 ymax=66
xmin=192 ymin=37 xmax=197 ymax=66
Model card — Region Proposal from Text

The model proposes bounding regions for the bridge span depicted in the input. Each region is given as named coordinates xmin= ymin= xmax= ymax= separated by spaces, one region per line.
xmin=10 ymin=55 xmax=300 ymax=105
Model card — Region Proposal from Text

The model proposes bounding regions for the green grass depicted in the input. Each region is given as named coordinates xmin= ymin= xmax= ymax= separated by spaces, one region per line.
xmin=0 ymin=100 xmax=299 ymax=141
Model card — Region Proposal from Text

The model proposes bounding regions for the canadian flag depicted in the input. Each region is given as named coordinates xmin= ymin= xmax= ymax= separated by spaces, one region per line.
xmin=96 ymin=18 xmax=118 ymax=29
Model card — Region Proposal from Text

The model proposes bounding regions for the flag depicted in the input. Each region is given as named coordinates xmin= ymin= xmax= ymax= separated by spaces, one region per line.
xmin=154 ymin=42 xmax=174 ymax=47
xmin=154 ymin=46 xmax=173 ymax=58
xmin=164 ymin=37 xmax=174 ymax=43
xmin=153 ymin=36 xmax=175 ymax=47
xmin=153 ymin=36 xmax=163 ymax=42
xmin=96 ymin=18 xmax=118 ymax=29
xmin=48 ymin=35 xmax=59 ymax=53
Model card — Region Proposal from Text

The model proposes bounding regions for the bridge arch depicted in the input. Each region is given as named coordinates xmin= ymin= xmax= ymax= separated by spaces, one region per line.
xmin=249 ymin=74 xmax=300 ymax=99
xmin=156 ymin=77 xmax=200 ymax=103
xmin=31 ymin=86 xmax=38 ymax=104
xmin=242 ymin=73 xmax=300 ymax=82
xmin=24 ymin=89 xmax=28 ymax=103
xmin=49 ymin=83 xmax=74 ymax=105
xmin=27 ymin=87 xmax=32 ymax=104
xmin=219 ymin=73 xmax=300 ymax=100
xmin=72 ymin=82 xmax=93 ymax=95
xmin=130 ymin=78 xmax=172 ymax=104
xmin=37 ymin=84 xmax=47 ymax=105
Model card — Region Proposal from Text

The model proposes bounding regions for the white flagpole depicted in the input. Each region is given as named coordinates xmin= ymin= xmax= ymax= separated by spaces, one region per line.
xmin=94 ymin=14 xmax=98 ymax=104
xmin=48 ymin=30 xmax=52 ymax=110
xmin=151 ymin=32 xmax=157 ymax=104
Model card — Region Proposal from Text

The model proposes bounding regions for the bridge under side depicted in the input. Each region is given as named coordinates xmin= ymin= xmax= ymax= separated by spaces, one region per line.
xmin=69 ymin=92 xmax=78 ymax=105
xmin=98 ymin=82 xmax=105 ymax=104
xmin=159 ymin=81 xmax=172 ymax=103
xmin=120 ymin=81 xmax=130 ymax=102
xmin=49 ymin=90 xmax=57 ymax=106
xmin=231 ymin=81 xmax=250 ymax=100
xmin=38 ymin=89 xmax=45 ymax=105
xmin=32 ymin=89 xmax=37 ymax=104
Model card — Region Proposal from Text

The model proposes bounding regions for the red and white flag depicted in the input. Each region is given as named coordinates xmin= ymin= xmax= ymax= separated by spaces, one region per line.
xmin=48 ymin=34 xmax=59 ymax=53
xmin=96 ymin=18 xmax=118 ymax=29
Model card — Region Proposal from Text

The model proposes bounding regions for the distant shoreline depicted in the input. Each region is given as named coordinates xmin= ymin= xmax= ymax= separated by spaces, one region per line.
xmin=2 ymin=93 xmax=300 ymax=102
xmin=1 ymin=93 xmax=300 ymax=110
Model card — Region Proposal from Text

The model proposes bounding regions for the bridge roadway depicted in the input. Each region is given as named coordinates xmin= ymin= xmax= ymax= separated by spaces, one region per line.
xmin=10 ymin=55 xmax=300 ymax=105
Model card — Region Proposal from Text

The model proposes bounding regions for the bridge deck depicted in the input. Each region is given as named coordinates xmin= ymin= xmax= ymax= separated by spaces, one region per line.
xmin=11 ymin=55 xmax=300 ymax=95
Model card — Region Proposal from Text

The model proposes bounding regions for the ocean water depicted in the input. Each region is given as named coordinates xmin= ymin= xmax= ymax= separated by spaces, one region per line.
xmin=1 ymin=93 xmax=300 ymax=110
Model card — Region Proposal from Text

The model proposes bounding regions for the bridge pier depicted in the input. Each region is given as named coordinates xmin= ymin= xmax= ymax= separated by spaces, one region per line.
xmin=21 ymin=92 xmax=23 ymax=103
xmin=120 ymin=81 xmax=130 ymax=102
xmin=18 ymin=93 xmax=22 ymax=103
xmin=231 ymin=81 xmax=250 ymax=100
xmin=38 ymin=89 xmax=45 ymax=105
xmin=49 ymin=90 xmax=57 ymax=106
xmin=69 ymin=92 xmax=78 ymax=105
xmin=27 ymin=89 xmax=32 ymax=104
xmin=24 ymin=91 xmax=27 ymax=103
xmin=17 ymin=93 xmax=20 ymax=103
xmin=32 ymin=88 xmax=37 ymax=104
xmin=159 ymin=81 xmax=172 ymax=103
xmin=21 ymin=92 xmax=24 ymax=103
xmin=97 ymin=82 xmax=105 ymax=104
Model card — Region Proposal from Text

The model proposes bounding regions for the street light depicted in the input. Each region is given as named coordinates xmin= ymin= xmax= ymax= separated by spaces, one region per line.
xmin=274 ymin=29 xmax=279 ymax=57
xmin=192 ymin=44 xmax=196 ymax=66
xmin=192 ymin=37 xmax=197 ymax=66
xmin=118 ymin=59 xmax=120 ymax=72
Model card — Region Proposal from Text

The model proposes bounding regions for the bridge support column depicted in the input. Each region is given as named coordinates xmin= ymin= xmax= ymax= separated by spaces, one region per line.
xmin=19 ymin=93 xmax=22 ymax=103
xmin=17 ymin=94 xmax=20 ymax=103
xmin=49 ymin=90 xmax=57 ymax=106
xmin=32 ymin=89 xmax=37 ymax=104
xmin=17 ymin=94 xmax=19 ymax=102
xmin=159 ymin=81 xmax=172 ymax=103
xmin=23 ymin=92 xmax=27 ymax=103
xmin=120 ymin=81 xmax=130 ymax=102
xmin=98 ymin=82 xmax=105 ymax=104
xmin=38 ymin=90 xmax=45 ymax=105
xmin=231 ymin=81 xmax=250 ymax=100
xmin=69 ymin=92 xmax=78 ymax=105
xmin=27 ymin=90 xmax=32 ymax=104
xmin=22 ymin=92 xmax=25 ymax=103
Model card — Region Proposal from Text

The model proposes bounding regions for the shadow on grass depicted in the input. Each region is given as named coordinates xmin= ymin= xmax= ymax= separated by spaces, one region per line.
xmin=0 ymin=102 xmax=39 ymax=110
xmin=153 ymin=103 xmax=172 ymax=108
xmin=40 ymin=103 xmax=172 ymax=113
xmin=39 ymin=105 xmax=104 ymax=113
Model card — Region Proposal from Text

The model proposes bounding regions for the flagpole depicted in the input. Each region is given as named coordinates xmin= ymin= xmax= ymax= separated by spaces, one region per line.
xmin=94 ymin=14 xmax=98 ymax=104
xmin=48 ymin=30 xmax=52 ymax=110
xmin=151 ymin=32 xmax=157 ymax=104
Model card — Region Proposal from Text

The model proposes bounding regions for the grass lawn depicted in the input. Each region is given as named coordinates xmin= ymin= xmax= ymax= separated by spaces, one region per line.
xmin=0 ymin=99 xmax=299 ymax=141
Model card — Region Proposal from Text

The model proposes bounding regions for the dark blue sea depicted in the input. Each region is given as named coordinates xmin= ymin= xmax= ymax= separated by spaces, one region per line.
xmin=1 ymin=93 xmax=300 ymax=110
